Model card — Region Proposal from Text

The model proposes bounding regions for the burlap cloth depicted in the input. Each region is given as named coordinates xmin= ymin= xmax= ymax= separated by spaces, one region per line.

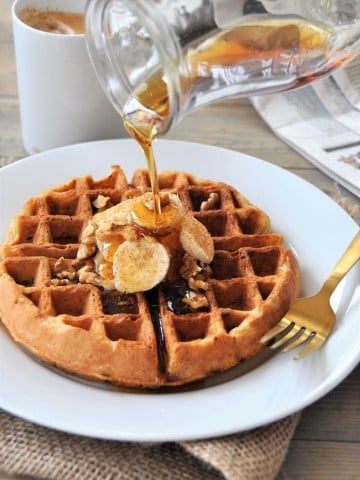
xmin=0 ymin=410 xmax=300 ymax=480
xmin=0 ymin=159 xmax=358 ymax=480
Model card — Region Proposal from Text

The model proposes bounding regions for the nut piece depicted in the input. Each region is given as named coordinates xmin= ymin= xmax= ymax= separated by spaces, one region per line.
xmin=52 ymin=257 xmax=77 ymax=282
xmin=78 ymin=265 xmax=115 ymax=290
xmin=182 ymin=291 xmax=209 ymax=310
xmin=92 ymin=195 xmax=111 ymax=211
xmin=77 ymin=243 xmax=96 ymax=260
xmin=123 ymin=188 xmax=143 ymax=200
xmin=200 ymin=192 xmax=219 ymax=211
xmin=188 ymin=276 xmax=209 ymax=292
xmin=113 ymin=236 xmax=170 ymax=293
xmin=77 ymin=221 xmax=97 ymax=259
xmin=81 ymin=221 xmax=96 ymax=244
xmin=179 ymin=216 xmax=214 ymax=264
xmin=50 ymin=278 xmax=72 ymax=286
xmin=179 ymin=253 xmax=201 ymax=279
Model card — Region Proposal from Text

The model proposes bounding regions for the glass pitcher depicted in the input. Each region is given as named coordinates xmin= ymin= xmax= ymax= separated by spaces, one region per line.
xmin=85 ymin=0 xmax=360 ymax=139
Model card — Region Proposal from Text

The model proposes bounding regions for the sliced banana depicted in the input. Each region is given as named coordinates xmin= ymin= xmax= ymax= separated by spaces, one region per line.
xmin=179 ymin=216 xmax=214 ymax=264
xmin=130 ymin=192 xmax=184 ymax=233
xmin=93 ymin=192 xmax=184 ymax=232
xmin=113 ymin=236 xmax=170 ymax=293
xmin=93 ymin=198 xmax=135 ymax=226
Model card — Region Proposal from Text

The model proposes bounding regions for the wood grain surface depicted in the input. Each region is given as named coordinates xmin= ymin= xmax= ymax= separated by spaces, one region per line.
xmin=0 ymin=1 xmax=359 ymax=479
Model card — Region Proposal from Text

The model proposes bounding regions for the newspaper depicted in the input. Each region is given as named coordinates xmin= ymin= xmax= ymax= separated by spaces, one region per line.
xmin=251 ymin=57 xmax=360 ymax=198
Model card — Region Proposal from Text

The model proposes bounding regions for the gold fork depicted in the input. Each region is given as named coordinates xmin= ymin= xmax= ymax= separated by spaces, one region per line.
xmin=261 ymin=230 xmax=360 ymax=359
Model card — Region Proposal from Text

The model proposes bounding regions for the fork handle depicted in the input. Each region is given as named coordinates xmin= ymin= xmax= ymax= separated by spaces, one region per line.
xmin=322 ymin=230 xmax=360 ymax=295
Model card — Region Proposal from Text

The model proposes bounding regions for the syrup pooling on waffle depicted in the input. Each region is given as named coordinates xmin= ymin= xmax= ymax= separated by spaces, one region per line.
xmin=0 ymin=166 xmax=300 ymax=387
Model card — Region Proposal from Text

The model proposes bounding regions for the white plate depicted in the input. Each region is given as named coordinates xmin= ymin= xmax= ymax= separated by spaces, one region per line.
xmin=0 ymin=139 xmax=359 ymax=442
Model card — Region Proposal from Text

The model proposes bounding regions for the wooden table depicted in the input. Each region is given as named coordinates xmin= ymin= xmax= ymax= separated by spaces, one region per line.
xmin=1 ymin=2 xmax=359 ymax=479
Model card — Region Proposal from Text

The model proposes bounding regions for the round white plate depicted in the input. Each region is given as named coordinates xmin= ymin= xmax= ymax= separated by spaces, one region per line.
xmin=0 ymin=139 xmax=359 ymax=442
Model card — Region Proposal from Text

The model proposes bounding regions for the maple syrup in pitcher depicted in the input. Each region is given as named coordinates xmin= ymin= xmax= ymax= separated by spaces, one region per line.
xmin=86 ymin=0 xmax=360 ymax=209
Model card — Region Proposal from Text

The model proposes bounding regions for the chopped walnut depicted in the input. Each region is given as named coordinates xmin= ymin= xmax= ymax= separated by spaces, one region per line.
xmin=56 ymin=270 xmax=77 ymax=281
xmin=193 ymin=264 xmax=212 ymax=283
xmin=179 ymin=253 xmax=201 ymax=279
xmin=78 ymin=221 xmax=97 ymax=259
xmin=49 ymin=278 xmax=72 ymax=286
xmin=200 ymin=192 xmax=219 ymax=211
xmin=53 ymin=257 xmax=77 ymax=281
xmin=123 ymin=188 xmax=143 ymax=200
xmin=180 ymin=253 xmax=211 ymax=291
xmin=77 ymin=243 xmax=96 ymax=260
xmin=53 ymin=257 xmax=69 ymax=273
xmin=78 ymin=265 xmax=114 ymax=290
xmin=182 ymin=291 xmax=209 ymax=310
xmin=188 ymin=276 xmax=209 ymax=292
xmin=80 ymin=221 xmax=96 ymax=244
xmin=92 ymin=195 xmax=111 ymax=211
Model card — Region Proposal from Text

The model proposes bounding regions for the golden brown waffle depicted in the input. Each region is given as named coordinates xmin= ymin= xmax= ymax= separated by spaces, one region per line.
xmin=0 ymin=166 xmax=300 ymax=388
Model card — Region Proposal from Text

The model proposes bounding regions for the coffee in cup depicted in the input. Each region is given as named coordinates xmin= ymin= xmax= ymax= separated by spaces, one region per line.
xmin=12 ymin=0 xmax=125 ymax=154
xmin=18 ymin=7 xmax=84 ymax=35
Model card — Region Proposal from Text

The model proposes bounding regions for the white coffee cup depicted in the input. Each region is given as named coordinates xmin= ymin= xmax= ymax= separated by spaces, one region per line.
xmin=12 ymin=0 xmax=125 ymax=154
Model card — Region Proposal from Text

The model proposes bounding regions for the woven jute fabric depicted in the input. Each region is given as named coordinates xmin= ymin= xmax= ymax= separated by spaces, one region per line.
xmin=0 ymin=410 xmax=300 ymax=480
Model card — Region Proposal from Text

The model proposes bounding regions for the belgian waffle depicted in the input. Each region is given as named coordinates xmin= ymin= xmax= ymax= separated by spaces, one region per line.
xmin=0 ymin=166 xmax=300 ymax=388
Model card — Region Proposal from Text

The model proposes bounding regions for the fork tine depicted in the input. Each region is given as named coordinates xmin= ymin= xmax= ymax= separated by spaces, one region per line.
xmin=281 ymin=329 xmax=314 ymax=353
xmin=294 ymin=334 xmax=325 ymax=360
xmin=269 ymin=324 xmax=303 ymax=350
xmin=260 ymin=320 xmax=293 ymax=344
xmin=270 ymin=323 xmax=310 ymax=350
